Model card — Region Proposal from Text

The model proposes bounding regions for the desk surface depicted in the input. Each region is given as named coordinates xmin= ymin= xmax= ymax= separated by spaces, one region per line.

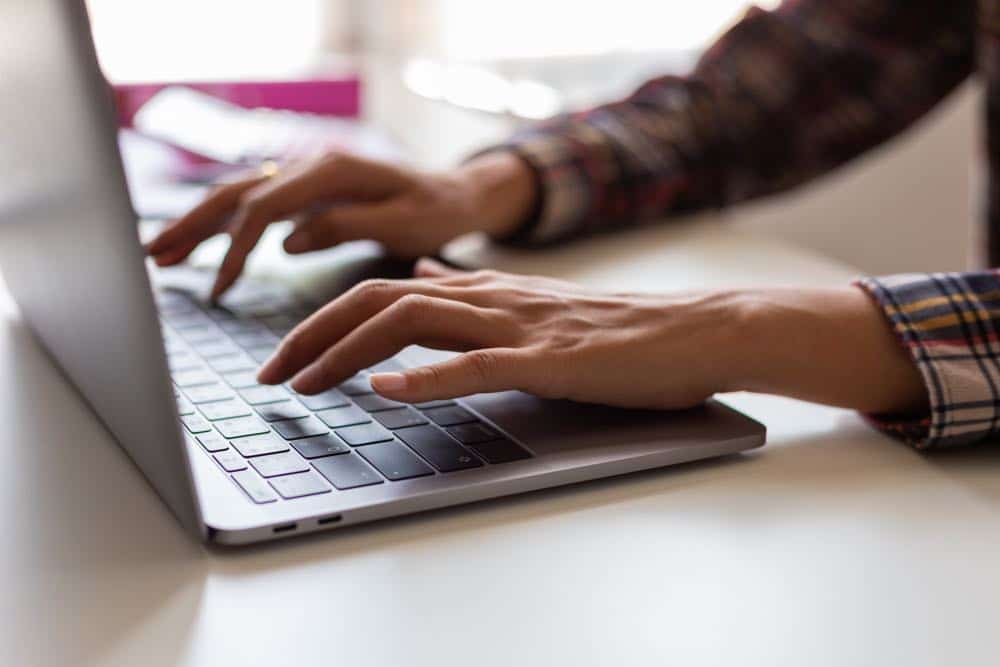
xmin=4 ymin=220 xmax=999 ymax=667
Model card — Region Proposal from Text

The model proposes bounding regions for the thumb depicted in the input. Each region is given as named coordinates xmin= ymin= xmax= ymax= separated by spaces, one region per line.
xmin=370 ymin=349 xmax=518 ymax=402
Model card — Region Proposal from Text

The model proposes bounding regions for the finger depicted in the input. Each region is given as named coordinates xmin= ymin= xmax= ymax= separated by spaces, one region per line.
xmin=414 ymin=256 xmax=465 ymax=278
xmin=211 ymin=158 xmax=412 ymax=298
xmin=151 ymin=238 xmax=202 ymax=267
xmin=146 ymin=178 xmax=264 ymax=258
xmin=282 ymin=202 xmax=406 ymax=254
xmin=257 ymin=279 xmax=476 ymax=383
xmin=370 ymin=348 xmax=522 ymax=402
xmin=209 ymin=206 xmax=269 ymax=300
xmin=288 ymin=296 xmax=513 ymax=394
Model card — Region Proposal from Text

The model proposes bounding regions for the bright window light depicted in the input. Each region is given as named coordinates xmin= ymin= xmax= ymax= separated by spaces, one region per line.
xmin=435 ymin=0 xmax=782 ymax=60
xmin=85 ymin=0 xmax=327 ymax=82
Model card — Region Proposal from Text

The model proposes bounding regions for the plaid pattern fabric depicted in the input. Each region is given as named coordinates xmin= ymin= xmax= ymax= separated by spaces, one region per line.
xmin=858 ymin=273 xmax=1000 ymax=448
xmin=489 ymin=0 xmax=1000 ymax=448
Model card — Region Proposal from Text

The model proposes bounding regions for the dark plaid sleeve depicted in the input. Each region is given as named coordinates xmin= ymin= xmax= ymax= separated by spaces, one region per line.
xmin=857 ymin=272 xmax=1000 ymax=449
xmin=491 ymin=1 xmax=974 ymax=245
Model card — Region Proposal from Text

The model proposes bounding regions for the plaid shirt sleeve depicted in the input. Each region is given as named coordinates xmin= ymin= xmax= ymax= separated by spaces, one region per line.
xmin=857 ymin=273 xmax=1000 ymax=449
xmin=490 ymin=0 xmax=973 ymax=245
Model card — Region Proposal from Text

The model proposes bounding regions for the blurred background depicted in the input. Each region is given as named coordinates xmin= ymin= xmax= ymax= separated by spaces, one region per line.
xmin=87 ymin=0 xmax=976 ymax=275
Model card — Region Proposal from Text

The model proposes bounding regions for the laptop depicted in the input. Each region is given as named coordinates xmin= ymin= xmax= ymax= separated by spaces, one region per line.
xmin=0 ymin=0 xmax=765 ymax=545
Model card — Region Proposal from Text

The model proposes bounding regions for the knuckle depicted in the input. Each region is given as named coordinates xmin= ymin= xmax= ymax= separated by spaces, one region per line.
xmin=320 ymin=151 xmax=348 ymax=172
xmin=413 ymin=363 xmax=445 ymax=390
xmin=395 ymin=293 xmax=432 ymax=314
xmin=321 ymin=150 xmax=343 ymax=164
xmin=464 ymin=349 xmax=500 ymax=383
xmin=473 ymin=269 xmax=500 ymax=283
xmin=353 ymin=278 xmax=395 ymax=303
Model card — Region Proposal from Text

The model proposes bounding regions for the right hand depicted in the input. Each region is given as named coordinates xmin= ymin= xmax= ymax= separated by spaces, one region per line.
xmin=145 ymin=151 xmax=536 ymax=300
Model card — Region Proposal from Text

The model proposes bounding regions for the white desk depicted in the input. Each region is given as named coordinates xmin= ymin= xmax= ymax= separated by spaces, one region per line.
xmin=4 ymin=219 xmax=1000 ymax=667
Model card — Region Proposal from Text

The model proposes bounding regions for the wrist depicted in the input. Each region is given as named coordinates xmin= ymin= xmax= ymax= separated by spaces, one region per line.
xmin=727 ymin=286 xmax=929 ymax=413
xmin=452 ymin=151 xmax=539 ymax=239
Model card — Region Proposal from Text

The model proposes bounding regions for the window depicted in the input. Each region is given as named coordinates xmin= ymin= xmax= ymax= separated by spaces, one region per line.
xmin=85 ymin=0 xmax=330 ymax=82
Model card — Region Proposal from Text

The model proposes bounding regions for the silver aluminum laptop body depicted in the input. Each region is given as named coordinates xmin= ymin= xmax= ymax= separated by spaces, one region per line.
xmin=0 ymin=0 xmax=765 ymax=545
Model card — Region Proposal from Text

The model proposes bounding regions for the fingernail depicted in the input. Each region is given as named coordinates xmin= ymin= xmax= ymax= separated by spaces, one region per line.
xmin=371 ymin=372 xmax=408 ymax=393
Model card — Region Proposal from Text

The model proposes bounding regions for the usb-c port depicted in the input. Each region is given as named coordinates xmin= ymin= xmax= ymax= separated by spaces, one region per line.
xmin=317 ymin=515 xmax=342 ymax=526
xmin=272 ymin=523 xmax=297 ymax=534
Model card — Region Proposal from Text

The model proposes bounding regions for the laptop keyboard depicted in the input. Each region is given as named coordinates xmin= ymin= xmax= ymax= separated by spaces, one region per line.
xmin=155 ymin=288 xmax=531 ymax=504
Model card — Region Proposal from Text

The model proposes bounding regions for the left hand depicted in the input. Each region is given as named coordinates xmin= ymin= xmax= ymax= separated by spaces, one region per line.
xmin=258 ymin=258 xmax=751 ymax=409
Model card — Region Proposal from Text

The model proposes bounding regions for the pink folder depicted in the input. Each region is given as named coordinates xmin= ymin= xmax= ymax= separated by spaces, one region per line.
xmin=114 ymin=77 xmax=361 ymax=127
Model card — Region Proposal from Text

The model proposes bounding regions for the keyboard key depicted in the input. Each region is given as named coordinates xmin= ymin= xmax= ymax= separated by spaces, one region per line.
xmin=196 ymin=432 xmax=230 ymax=452
xmin=232 ymin=331 xmax=279 ymax=349
xmin=261 ymin=313 xmax=301 ymax=334
xmin=335 ymin=422 xmax=394 ymax=446
xmin=219 ymin=319 xmax=266 ymax=335
xmin=395 ymin=425 xmax=483 ymax=472
xmin=249 ymin=451 xmax=310 ymax=478
xmin=231 ymin=470 xmax=278 ymax=503
xmin=214 ymin=450 xmax=247 ymax=472
xmin=369 ymin=358 xmax=405 ymax=373
xmin=199 ymin=399 xmax=252 ymax=421
xmin=204 ymin=308 xmax=239 ymax=324
xmin=467 ymin=438 xmax=531 ymax=463
xmin=358 ymin=441 xmax=434 ymax=481
xmin=256 ymin=400 xmax=310 ymax=422
xmin=354 ymin=393 xmax=406 ymax=413
xmin=269 ymin=471 xmax=331 ymax=499
xmin=162 ymin=338 xmax=187 ymax=355
xmin=373 ymin=407 xmax=428 ymax=430
xmin=167 ymin=353 xmax=200 ymax=373
xmin=316 ymin=405 xmax=370 ymax=429
xmin=413 ymin=399 xmax=455 ymax=410
xmin=339 ymin=375 xmax=374 ymax=395
xmin=230 ymin=433 xmax=289 ymax=457
xmin=208 ymin=354 xmax=256 ymax=374
xmin=172 ymin=368 xmax=215 ymax=387
xmin=179 ymin=326 xmax=223 ymax=344
xmin=192 ymin=339 xmax=239 ymax=358
xmin=423 ymin=405 xmax=477 ymax=426
xmin=215 ymin=416 xmax=270 ymax=439
xmin=313 ymin=454 xmax=383 ymax=489
xmin=246 ymin=345 xmax=277 ymax=364
xmin=184 ymin=383 xmax=235 ymax=404
xmin=273 ymin=416 xmax=328 ymax=440
xmin=223 ymin=370 xmax=261 ymax=389
xmin=181 ymin=414 xmax=212 ymax=434
xmin=156 ymin=291 xmax=195 ymax=313
xmin=291 ymin=434 xmax=351 ymax=459
xmin=297 ymin=389 xmax=350 ymax=411
xmin=239 ymin=385 xmax=289 ymax=405
xmin=169 ymin=313 xmax=213 ymax=330
xmin=446 ymin=422 xmax=501 ymax=445
xmin=175 ymin=398 xmax=195 ymax=415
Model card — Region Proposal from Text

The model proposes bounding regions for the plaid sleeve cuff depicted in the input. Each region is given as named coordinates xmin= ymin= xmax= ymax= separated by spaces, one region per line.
xmin=473 ymin=75 xmax=709 ymax=247
xmin=857 ymin=272 xmax=1000 ymax=449
xmin=479 ymin=127 xmax=617 ymax=246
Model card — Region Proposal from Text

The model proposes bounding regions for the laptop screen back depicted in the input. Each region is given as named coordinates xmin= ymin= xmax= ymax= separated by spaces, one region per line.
xmin=0 ymin=0 xmax=203 ymax=537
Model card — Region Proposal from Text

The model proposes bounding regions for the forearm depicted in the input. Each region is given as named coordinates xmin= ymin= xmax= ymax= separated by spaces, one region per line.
xmin=729 ymin=287 xmax=928 ymax=415
xmin=475 ymin=2 xmax=972 ymax=247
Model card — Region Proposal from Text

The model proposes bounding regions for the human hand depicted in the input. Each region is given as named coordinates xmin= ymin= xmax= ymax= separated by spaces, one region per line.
xmin=257 ymin=260 xmax=929 ymax=415
xmin=257 ymin=258 xmax=756 ymax=409
xmin=146 ymin=152 xmax=536 ymax=300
